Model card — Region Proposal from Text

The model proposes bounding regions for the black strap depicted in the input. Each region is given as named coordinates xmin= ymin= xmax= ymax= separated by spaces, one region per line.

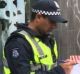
xmin=49 ymin=37 xmax=57 ymax=63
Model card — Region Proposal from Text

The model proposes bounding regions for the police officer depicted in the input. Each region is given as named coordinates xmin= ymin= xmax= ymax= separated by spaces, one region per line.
xmin=4 ymin=0 xmax=76 ymax=74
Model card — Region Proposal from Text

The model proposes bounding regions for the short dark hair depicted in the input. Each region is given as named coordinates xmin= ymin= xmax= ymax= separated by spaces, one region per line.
xmin=30 ymin=12 xmax=37 ymax=21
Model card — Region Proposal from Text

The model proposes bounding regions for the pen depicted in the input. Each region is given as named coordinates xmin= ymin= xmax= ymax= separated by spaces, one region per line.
xmin=58 ymin=60 xmax=67 ymax=63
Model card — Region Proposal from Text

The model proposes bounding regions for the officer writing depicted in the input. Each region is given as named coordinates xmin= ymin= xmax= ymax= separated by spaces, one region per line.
xmin=4 ymin=0 xmax=78 ymax=74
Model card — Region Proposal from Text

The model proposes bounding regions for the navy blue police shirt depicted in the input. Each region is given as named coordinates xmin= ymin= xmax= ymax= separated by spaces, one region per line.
xmin=4 ymin=24 xmax=65 ymax=74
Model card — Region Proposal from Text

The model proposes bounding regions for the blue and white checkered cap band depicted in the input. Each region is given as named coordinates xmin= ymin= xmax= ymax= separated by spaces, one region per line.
xmin=32 ymin=8 xmax=61 ymax=16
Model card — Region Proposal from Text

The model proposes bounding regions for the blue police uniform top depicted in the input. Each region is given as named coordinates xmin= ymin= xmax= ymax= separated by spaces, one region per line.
xmin=4 ymin=25 xmax=65 ymax=74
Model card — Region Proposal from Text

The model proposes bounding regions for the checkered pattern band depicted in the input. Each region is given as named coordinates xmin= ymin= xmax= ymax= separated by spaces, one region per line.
xmin=32 ymin=8 xmax=61 ymax=16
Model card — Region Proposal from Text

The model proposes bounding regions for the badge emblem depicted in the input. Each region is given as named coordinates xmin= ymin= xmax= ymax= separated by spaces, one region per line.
xmin=12 ymin=48 xmax=19 ymax=58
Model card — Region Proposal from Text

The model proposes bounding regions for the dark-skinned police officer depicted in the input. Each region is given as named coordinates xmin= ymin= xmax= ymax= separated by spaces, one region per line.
xmin=3 ymin=0 xmax=77 ymax=74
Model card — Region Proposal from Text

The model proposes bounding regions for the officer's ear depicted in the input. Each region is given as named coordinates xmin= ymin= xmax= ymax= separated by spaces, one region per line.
xmin=34 ymin=13 xmax=44 ymax=23
xmin=35 ymin=13 xmax=43 ymax=19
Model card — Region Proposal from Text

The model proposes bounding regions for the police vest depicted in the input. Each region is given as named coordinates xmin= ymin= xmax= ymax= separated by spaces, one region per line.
xmin=3 ymin=30 xmax=58 ymax=74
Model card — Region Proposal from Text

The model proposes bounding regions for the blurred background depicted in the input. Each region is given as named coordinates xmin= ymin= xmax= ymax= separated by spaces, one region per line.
xmin=0 ymin=0 xmax=80 ymax=74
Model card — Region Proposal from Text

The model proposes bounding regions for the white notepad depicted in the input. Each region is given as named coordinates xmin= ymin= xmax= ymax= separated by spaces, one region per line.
xmin=70 ymin=64 xmax=80 ymax=74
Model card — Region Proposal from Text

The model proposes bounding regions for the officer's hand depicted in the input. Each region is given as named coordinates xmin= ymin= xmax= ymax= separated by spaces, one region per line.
xmin=69 ymin=55 xmax=80 ymax=64
xmin=60 ymin=59 xmax=75 ymax=74
xmin=60 ymin=55 xmax=80 ymax=74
